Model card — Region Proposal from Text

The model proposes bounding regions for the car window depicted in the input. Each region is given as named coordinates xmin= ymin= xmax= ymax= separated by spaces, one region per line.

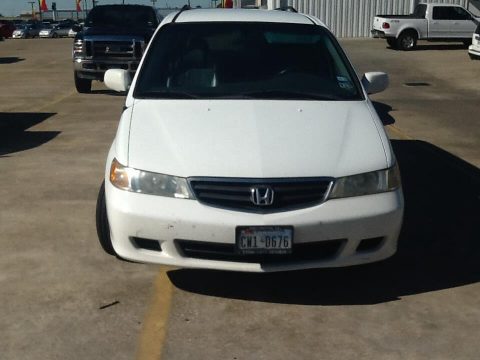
xmin=413 ymin=4 xmax=427 ymax=18
xmin=86 ymin=6 xmax=158 ymax=28
xmin=433 ymin=6 xmax=470 ymax=20
xmin=452 ymin=7 xmax=471 ymax=20
xmin=135 ymin=22 xmax=362 ymax=101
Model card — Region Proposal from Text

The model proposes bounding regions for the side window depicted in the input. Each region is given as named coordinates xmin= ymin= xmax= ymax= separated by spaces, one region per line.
xmin=432 ymin=7 xmax=455 ymax=20
xmin=413 ymin=4 xmax=427 ymax=19
xmin=452 ymin=7 xmax=471 ymax=20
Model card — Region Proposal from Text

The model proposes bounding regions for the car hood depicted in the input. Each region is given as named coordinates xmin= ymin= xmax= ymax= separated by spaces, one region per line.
xmin=127 ymin=100 xmax=388 ymax=178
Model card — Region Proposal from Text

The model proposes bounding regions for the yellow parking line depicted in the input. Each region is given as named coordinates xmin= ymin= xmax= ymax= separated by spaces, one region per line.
xmin=34 ymin=89 xmax=76 ymax=112
xmin=136 ymin=267 xmax=174 ymax=360
xmin=387 ymin=124 xmax=413 ymax=140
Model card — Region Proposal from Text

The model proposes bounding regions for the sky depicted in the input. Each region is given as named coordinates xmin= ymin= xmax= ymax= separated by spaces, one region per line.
xmin=0 ymin=0 xmax=211 ymax=17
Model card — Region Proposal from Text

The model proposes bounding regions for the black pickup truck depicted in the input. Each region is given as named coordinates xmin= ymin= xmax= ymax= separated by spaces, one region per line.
xmin=72 ymin=5 xmax=160 ymax=93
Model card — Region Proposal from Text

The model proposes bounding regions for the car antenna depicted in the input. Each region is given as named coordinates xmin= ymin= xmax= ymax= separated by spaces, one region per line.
xmin=172 ymin=4 xmax=191 ymax=23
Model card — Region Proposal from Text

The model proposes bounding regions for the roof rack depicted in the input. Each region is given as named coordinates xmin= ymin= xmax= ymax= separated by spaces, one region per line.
xmin=172 ymin=4 xmax=191 ymax=23
xmin=274 ymin=6 xmax=298 ymax=13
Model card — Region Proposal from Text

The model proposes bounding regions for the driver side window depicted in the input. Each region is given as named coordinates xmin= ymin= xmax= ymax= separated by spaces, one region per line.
xmin=452 ymin=7 xmax=471 ymax=20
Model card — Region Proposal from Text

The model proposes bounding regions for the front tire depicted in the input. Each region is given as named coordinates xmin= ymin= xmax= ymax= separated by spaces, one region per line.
xmin=96 ymin=181 xmax=116 ymax=256
xmin=74 ymin=71 xmax=92 ymax=93
xmin=397 ymin=31 xmax=417 ymax=51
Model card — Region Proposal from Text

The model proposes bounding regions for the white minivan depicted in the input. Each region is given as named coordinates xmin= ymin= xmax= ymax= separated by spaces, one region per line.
xmin=96 ymin=8 xmax=404 ymax=272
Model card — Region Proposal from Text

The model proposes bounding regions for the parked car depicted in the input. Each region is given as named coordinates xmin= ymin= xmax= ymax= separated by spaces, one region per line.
xmin=12 ymin=19 xmax=26 ymax=27
xmin=96 ymin=8 xmax=404 ymax=272
xmin=12 ymin=24 xmax=41 ymax=38
xmin=39 ymin=22 xmax=72 ymax=38
xmin=0 ymin=20 xmax=16 ymax=38
xmin=68 ymin=27 xmax=78 ymax=38
xmin=72 ymin=4 xmax=160 ymax=93
xmin=372 ymin=3 xmax=480 ymax=50
xmin=469 ymin=24 xmax=480 ymax=59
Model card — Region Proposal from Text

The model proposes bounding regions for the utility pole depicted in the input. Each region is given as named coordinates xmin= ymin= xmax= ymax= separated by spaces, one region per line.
xmin=37 ymin=0 xmax=43 ymax=21
xmin=28 ymin=1 xmax=35 ymax=19
xmin=83 ymin=0 xmax=88 ymax=21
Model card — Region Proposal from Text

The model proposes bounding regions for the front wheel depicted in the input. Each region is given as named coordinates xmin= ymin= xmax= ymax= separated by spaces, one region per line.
xmin=397 ymin=31 xmax=417 ymax=51
xmin=74 ymin=71 xmax=92 ymax=93
xmin=96 ymin=181 xmax=116 ymax=256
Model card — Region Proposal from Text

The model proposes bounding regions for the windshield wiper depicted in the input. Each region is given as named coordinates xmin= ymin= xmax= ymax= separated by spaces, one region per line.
xmin=136 ymin=91 xmax=198 ymax=99
xmin=239 ymin=90 xmax=343 ymax=101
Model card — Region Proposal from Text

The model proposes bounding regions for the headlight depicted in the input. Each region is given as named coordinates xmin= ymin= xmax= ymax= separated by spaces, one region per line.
xmin=329 ymin=163 xmax=401 ymax=199
xmin=73 ymin=39 xmax=83 ymax=56
xmin=109 ymin=158 xmax=194 ymax=199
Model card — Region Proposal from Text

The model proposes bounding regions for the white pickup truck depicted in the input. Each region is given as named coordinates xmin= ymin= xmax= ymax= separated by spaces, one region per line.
xmin=372 ymin=3 xmax=480 ymax=50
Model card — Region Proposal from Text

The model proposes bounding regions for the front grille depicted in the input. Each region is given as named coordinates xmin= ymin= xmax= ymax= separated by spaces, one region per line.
xmin=88 ymin=40 xmax=144 ymax=59
xmin=189 ymin=177 xmax=333 ymax=213
xmin=176 ymin=239 xmax=345 ymax=263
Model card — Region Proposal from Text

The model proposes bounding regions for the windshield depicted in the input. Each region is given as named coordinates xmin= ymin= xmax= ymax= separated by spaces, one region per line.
xmin=85 ymin=5 xmax=158 ymax=28
xmin=135 ymin=22 xmax=363 ymax=100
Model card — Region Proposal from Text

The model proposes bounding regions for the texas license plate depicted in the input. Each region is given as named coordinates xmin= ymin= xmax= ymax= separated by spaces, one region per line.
xmin=236 ymin=226 xmax=293 ymax=254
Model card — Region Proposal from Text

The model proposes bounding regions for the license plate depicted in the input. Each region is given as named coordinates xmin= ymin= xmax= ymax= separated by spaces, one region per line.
xmin=236 ymin=226 xmax=293 ymax=254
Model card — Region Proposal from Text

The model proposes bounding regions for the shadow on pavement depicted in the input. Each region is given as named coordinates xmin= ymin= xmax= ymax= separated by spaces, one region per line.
xmin=413 ymin=44 xmax=467 ymax=51
xmin=372 ymin=101 xmax=395 ymax=125
xmin=387 ymin=44 xmax=467 ymax=51
xmin=0 ymin=112 xmax=59 ymax=156
xmin=0 ymin=57 xmax=25 ymax=64
xmin=90 ymin=89 xmax=126 ymax=97
xmin=168 ymin=140 xmax=480 ymax=305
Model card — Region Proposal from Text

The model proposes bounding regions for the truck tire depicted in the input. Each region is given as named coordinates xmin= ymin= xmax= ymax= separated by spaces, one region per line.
xmin=397 ymin=31 xmax=417 ymax=51
xmin=74 ymin=72 xmax=92 ymax=93
xmin=96 ymin=181 xmax=116 ymax=256
xmin=386 ymin=38 xmax=397 ymax=49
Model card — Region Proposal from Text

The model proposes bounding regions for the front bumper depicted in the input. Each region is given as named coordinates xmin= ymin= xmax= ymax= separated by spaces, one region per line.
xmin=39 ymin=33 xmax=52 ymax=38
xmin=12 ymin=33 xmax=26 ymax=39
xmin=468 ymin=45 xmax=480 ymax=59
xmin=105 ymin=180 xmax=404 ymax=272
xmin=73 ymin=58 xmax=139 ymax=80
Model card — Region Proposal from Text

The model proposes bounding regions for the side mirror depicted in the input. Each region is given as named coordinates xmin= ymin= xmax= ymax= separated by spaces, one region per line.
xmin=72 ymin=24 xmax=82 ymax=32
xmin=104 ymin=69 xmax=131 ymax=92
xmin=361 ymin=72 xmax=389 ymax=95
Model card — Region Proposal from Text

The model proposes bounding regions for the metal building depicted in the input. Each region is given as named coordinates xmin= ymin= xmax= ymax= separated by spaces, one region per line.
xmin=264 ymin=0 xmax=480 ymax=37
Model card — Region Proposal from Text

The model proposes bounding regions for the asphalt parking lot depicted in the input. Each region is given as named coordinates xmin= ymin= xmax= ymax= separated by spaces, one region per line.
xmin=1 ymin=37 xmax=479 ymax=360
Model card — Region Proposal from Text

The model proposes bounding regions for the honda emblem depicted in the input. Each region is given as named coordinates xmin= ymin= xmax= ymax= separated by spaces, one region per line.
xmin=250 ymin=186 xmax=274 ymax=206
